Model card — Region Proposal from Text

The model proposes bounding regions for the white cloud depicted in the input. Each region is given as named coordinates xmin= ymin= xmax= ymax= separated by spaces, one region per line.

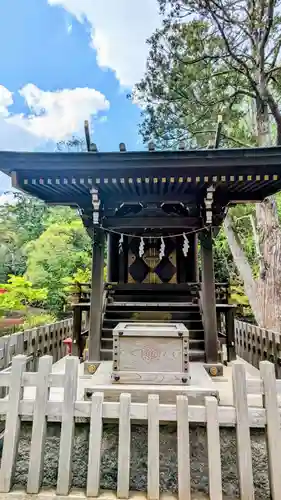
xmin=0 ymin=88 xmax=43 ymax=151
xmin=7 ymin=84 xmax=109 ymax=141
xmin=0 ymin=83 xmax=109 ymax=194
xmin=48 ymin=0 xmax=161 ymax=87
xmin=0 ymin=191 xmax=17 ymax=206
xmin=0 ymin=86 xmax=13 ymax=117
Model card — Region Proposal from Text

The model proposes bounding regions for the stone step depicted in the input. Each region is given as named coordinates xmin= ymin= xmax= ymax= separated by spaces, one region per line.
xmin=103 ymin=319 xmax=203 ymax=330
xmin=101 ymin=327 xmax=205 ymax=340
xmin=105 ymin=310 xmax=201 ymax=320
xmin=107 ymin=302 xmax=199 ymax=309
xmin=108 ymin=291 xmax=195 ymax=302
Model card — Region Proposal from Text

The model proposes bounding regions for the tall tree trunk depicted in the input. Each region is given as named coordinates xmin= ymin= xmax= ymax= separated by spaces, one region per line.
xmin=225 ymin=98 xmax=281 ymax=330
xmin=255 ymin=199 xmax=281 ymax=329
xmin=223 ymin=215 xmax=263 ymax=324
xmin=256 ymin=101 xmax=271 ymax=147
xmin=255 ymin=101 xmax=281 ymax=329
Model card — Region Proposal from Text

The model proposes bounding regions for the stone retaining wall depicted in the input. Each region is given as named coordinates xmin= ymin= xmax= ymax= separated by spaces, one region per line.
xmin=13 ymin=423 xmax=269 ymax=499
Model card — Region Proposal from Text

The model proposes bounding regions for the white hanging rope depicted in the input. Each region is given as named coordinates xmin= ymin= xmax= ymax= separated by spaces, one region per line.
xmin=139 ymin=237 xmax=145 ymax=257
xmin=159 ymin=237 xmax=165 ymax=260
xmin=182 ymin=234 xmax=190 ymax=257
xmin=101 ymin=224 xmax=213 ymax=240
xmin=119 ymin=234 xmax=124 ymax=254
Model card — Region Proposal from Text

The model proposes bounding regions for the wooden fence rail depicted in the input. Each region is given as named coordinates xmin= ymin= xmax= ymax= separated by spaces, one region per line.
xmin=0 ymin=318 xmax=72 ymax=373
xmin=235 ymin=319 xmax=281 ymax=377
xmin=0 ymin=356 xmax=280 ymax=498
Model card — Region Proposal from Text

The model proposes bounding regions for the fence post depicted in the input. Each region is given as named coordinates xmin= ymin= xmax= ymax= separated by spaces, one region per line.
xmin=147 ymin=394 xmax=159 ymax=500
xmin=3 ymin=335 xmax=11 ymax=370
xmin=15 ymin=332 xmax=24 ymax=357
xmin=27 ymin=355 xmax=53 ymax=493
xmin=87 ymin=392 xmax=104 ymax=497
xmin=260 ymin=361 xmax=281 ymax=499
xmin=46 ymin=324 xmax=51 ymax=357
xmin=246 ymin=323 xmax=250 ymax=363
xmin=33 ymin=328 xmax=40 ymax=371
xmin=177 ymin=395 xmax=190 ymax=500
xmin=57 ymin=356 xmax=79 ymax=496
xmin=0 ymin=355 xmax=26 ymax=492
xmin=117 ymin=393 xmax=131 ymax=499
xmin=205 ymin=396 xmax=222 ymax=500
xmin=240 ymin=321 xmax=244 ymax=359
xmin=232 ymin=361 xmax=254 ymax=500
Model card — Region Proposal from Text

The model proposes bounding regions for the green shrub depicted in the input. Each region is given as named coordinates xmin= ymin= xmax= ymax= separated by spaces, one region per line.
xmin=19 ymin=313 xmax=57 ymax=331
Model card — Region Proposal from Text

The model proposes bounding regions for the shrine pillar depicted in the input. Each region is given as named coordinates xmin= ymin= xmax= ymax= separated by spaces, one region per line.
xmin=200 ymin=229 xmax=218 ymax=363
xmin=194 ymin=233 xmax=199 ymax=282
xmin=88 ymin=185 xmax=105 ymax=362
xmin=107 ymin=232 xmax=119 ymax=282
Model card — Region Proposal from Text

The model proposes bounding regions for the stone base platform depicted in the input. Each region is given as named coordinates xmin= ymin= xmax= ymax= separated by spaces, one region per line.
xmin=23 ymin=358 xmax=220 ymax=405
xmin=83 ymin=361 xmax=218 ymax=405
xmin=22 ymin=356 xmax=264 ymax=407
xmin=0 ymin=489 xmax=234 ymax=500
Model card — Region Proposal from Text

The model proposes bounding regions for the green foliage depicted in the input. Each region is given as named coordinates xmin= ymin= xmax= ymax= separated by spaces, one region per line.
xmin=4 ymin=192 xmax=48 ymax=241
xmin=230 ymin=284 xmax=254 ymax=320
xmin=0 ymin=192 xmax=107 ymax=317
xmin=43 ymin=206 xmax=80 ymax=227
xmin=0 ymin=275 xmax=47 ymax=317
xmin=25 ymin=219 xmax=92 ymax=315
xmin=72 ymin=268 xmax=92 ymax=284
xmin=62 ymin=268 xmax=92 ymax=297
xmin=135 ymin=0 xmax=281 ymax=147
xmin=213 ymin=230 xmax=235 ymax=283
xmin=133 ymin=18 xmax=248 ymax=148
xmin=20 ymin=313 xmax=57 ymax=330
xmin=0 ymin=193 xmax=48 ymax=281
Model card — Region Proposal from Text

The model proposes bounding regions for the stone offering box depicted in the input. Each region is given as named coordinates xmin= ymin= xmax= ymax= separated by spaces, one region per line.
xmin=111 ymin=322 xmax=189 ymax=385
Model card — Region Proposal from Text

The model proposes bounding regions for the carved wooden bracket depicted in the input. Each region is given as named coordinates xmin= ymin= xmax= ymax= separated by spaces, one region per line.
xmin=204 ymin=185 xmax=216 ymax=225
xmin=91 ymin=187 xmax=101 ymax=226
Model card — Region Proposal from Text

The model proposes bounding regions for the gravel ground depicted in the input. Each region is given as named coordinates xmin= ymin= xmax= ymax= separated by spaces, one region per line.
xmin=12 ymin=422 xmax=270 ymax=499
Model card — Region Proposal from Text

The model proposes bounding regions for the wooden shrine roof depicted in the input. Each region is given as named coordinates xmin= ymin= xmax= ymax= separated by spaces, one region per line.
xmin=2 ymin=146 xmax=281 ymax=208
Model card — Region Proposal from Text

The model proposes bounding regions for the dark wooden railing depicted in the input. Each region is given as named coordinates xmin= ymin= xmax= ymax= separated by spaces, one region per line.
xmin=71 ymin=282 xmax=91 ymax=304
xmin=215 ymin=282 xmax=230 ymax=304
xmin=235 ymin=320 xmax=281 ymax=378
xmin=72 ymin=281 xmax=236 ymax=363
xmin=72 ymin=281 xmax=229 ymax=302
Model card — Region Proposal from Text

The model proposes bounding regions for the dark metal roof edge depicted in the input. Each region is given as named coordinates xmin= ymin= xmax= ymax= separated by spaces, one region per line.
xmin=1 ymin=145 xmax=281 ymax=176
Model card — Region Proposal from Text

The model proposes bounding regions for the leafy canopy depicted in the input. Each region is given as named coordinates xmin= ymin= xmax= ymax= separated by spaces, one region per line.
xmin=134 ymin=0 xmax=281 ymax=147
xmin=25 ymin=218 xmax=92 ymax=314
xmin=0 ymin=275 xmax=47 ymax=317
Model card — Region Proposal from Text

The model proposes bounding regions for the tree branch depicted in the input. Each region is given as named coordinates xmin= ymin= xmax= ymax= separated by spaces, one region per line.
xmin=266 ymin=65 xmax=281 ymax=77
xmin=209 ymin=9 xmax=258 ymax=91
xmin=260 ymin=0 xmax=275 ymax=55
xmin=207 ymin=0 xmax=256 ymax=47
xmin=221 ymin=133 xmax=252 ymax=147
xmin=268 ymin=38 xmax=281 ymax=70
xmin=265 ymin=88 xmax=281 ymax=125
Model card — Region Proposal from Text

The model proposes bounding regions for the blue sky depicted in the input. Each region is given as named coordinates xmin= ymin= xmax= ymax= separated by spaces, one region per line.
xmin=0 ymin=0 xmax=160 ymax=195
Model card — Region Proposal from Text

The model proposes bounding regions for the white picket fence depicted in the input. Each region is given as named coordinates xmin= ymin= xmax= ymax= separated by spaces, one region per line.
xmin=0 ymin=356 xmax=280 ymax=499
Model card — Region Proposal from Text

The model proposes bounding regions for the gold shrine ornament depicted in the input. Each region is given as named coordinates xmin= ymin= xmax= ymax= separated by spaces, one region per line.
xmin=209 ymin=366 xmax=218 ymax=377
xmin=87 ymin=364 xmax=98 ymax=374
